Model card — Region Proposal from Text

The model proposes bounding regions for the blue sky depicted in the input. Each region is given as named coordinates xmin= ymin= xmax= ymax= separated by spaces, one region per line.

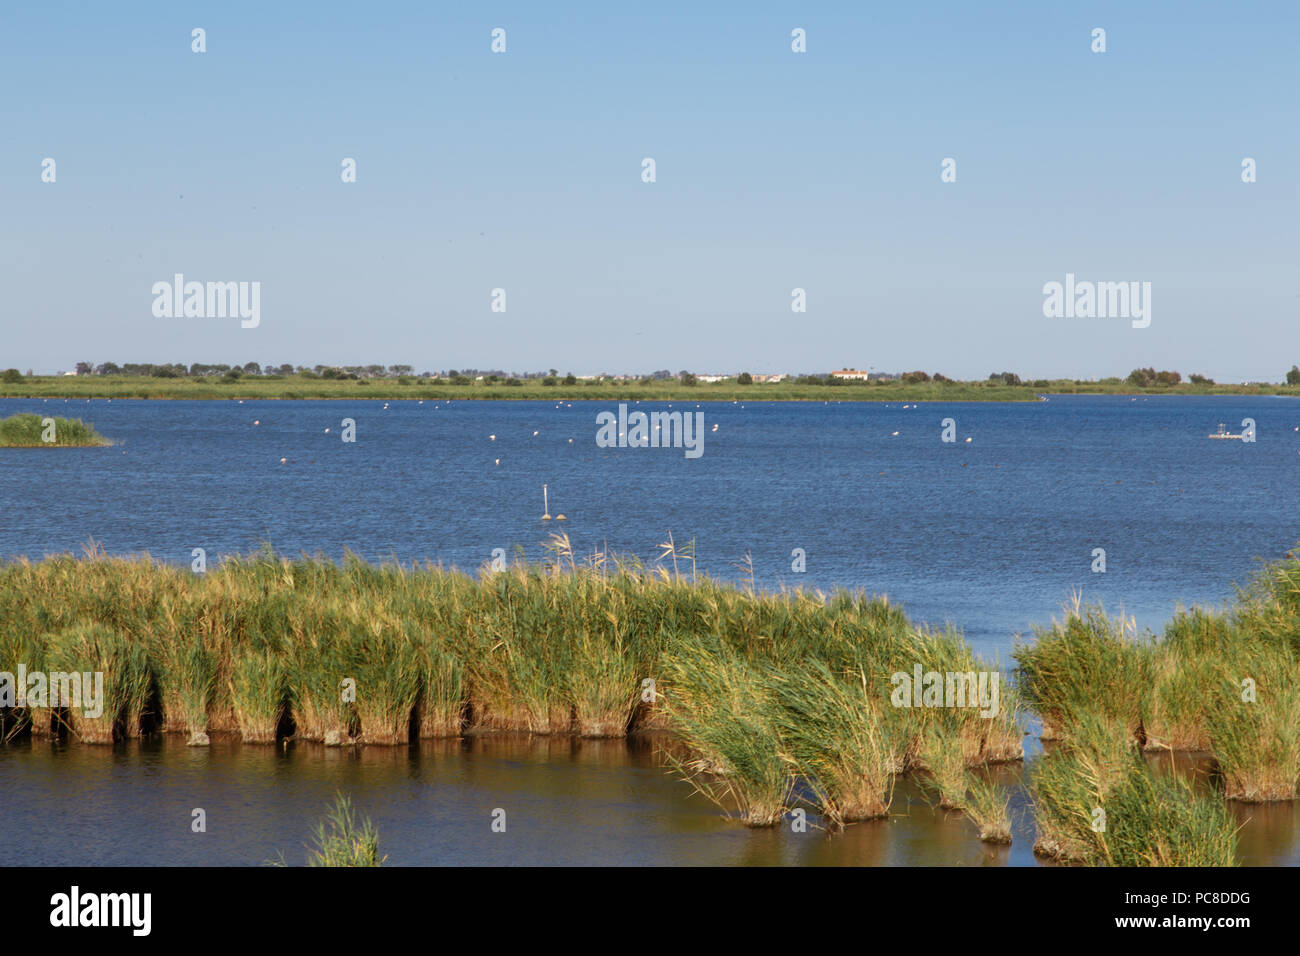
xmin=2 ymin=1 xmax=1296 ymax=380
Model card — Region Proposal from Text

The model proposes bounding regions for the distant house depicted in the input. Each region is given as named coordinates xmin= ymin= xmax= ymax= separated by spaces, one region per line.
xmin=830 ymin=369 xmax=871 ymax=381
xmin=62 ymin=370 xmax=77 ymax=376
xmin=751 ymin=373 xmax=787 ymax=383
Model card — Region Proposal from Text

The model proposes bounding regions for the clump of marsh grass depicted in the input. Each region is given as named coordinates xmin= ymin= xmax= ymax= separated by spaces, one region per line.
xmin=964 ymin=772 xmax=1013 ymax=844
xmin=1029 ymin=713 xmax=1137 ymax=862
xmin=464 ymin=568 xmax=567 ymax=733
xmin=416 ymin=634 xmax=466 ymax=737
xmin=1030 ymin=713 xmax=1236 ymax=865
xmin=346 ymin=624 xmax=422 ymax=745
xmin=1233 ymin=555 xmax=1300 ymax=656
xmin=1015 ymin=601 xmax=1154 ymax=742
xmin=0 ymin=413 xmax=111 ymax=447
xmin=564 ymin=627 xmax=640 ymax=737
xmin=306 ymin=793 xmax=385 ymax=866
xmin=267 ymin=793 xmax=386 ymax=867
xmin=1103 ymin=761 xmax=1239 ymax=866
xmin=918 ymin=726 xmax=969 ymax=809
xmin=282 ymin=618 xmax=353 ymax=743
xmin=1142 ymin=609 xmax=1226 ymax=752
xmin=146 ymin=621 xmax=215 ymax=742
xmin=1204 ymin=644 xmax=1300 ymax=802
xmin=903 ymin=628 xmax=1025 ymax=767
xmin=660 ymin=641 xmax=791 ymax=827
xmin=228 ymin=645 xmax=287 ymax=743
xmin=47 ymin=622 xmax=152 ymax=743
xmin=0 ymin=628 xmax=45 ymax=741
xmin=769 ymin=660 xmax=901 ymax=826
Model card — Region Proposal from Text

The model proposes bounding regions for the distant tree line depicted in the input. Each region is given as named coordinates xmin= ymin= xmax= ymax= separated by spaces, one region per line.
xmin=69 ymin=363 xmax=598 ymax=383
xmin=10 ymin=364 xmax=1300 ymax=386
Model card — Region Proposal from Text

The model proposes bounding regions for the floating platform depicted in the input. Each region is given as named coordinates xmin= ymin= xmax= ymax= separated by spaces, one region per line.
xmin=1208 ymin=423 xmax=1244 ymax=439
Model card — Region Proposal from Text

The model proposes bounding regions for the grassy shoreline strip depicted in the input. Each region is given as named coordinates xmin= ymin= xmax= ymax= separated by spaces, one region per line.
xmin=4 ymin=374 xmax=1300 ymax=402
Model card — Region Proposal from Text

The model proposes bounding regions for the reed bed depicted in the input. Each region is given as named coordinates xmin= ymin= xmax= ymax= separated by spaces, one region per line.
xmin=1016 ymin=556 xmax=1300 ymax=806
xmin=1015 ymin=601 xmax=1155 ymax=743
xmin=657 ymin=603 xmax=1025 ymax=828
xmin=43 ymin=623 xmax=151 ymax=743
xmin=228 ymin=645 xmax=287 ymax=744
xmin=3 ymin=547 xmax=1296 ymax=860
xmin=0 ymin=548 xmax=1026 ymax=830
xmin=1202 ymin=644 xmax=1300 ymax=801
xmin=659 ymin=640 xmax=792 ymax=827
xmin=1029 ymin=714 xmax=1237 ymax=866
xmin=769 ymin=660 xmax=903 ymax=825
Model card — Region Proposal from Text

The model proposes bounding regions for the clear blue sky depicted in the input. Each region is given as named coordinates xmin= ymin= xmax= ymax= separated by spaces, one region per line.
xmin=2 ymin=1 xmax=1296 ymax=380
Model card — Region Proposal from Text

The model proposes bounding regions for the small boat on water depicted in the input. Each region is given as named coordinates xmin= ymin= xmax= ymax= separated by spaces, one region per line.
xmin=1208 ymin=423 xmax=1244 ymax=440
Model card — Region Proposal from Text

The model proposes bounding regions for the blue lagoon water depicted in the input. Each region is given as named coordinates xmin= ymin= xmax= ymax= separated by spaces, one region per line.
xmin=4 ymin=394 xmax=1300 ymax=866
xmin=3 ymin=394 xmax=1297 ymax=657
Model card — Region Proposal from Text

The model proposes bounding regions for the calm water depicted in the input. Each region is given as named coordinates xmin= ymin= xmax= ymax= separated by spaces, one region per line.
xmin=3 ymin=395 xmax=1299 ymax=866
xmin=0 ymin=735 xmax=1295 ymax=866
xmin=2 ymin=395 xmax=1298 ymax=655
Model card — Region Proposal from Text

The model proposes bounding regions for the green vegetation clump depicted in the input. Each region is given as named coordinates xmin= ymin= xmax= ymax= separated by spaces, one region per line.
xmin=0 ymin=413 xmax=111 ymax=447
xmin=1017 ymin=555 xmax=1300 ymax=806
xmin=1029 ymin=715 xmax=1237 ymax=866
xmin=267 ymin=793 xmax=385 ymax=866
xmin=4 ymin=545 xmax=1299 ymax=860
xmin=306 ymin=794 xmax=385 ymax=866
xmin=0 ymin=547 xmax=1021 ymax=768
